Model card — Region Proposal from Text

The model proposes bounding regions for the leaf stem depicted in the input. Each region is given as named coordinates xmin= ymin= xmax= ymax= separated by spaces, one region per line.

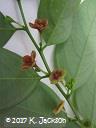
xmin=42 ymin=45 xmax=47 ymax=50
xmin=40 ymin=75 xmax=49 ymax=80
xmin=40 ymin=50 xmax=51 ymax=73
xmin=37 ymin=67 xmax=49 ymax=75
xmin=17 ymin=0 xmax=27 ymax=27
xmin=16 ymin=28 xmax=25 ymax=31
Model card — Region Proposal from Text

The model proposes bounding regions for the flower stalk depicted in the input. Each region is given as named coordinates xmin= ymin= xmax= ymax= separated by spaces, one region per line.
xmin=17 ymin=0 xmax=82 ymax=126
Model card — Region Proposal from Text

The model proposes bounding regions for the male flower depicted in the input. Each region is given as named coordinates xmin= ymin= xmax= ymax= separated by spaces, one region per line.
xmin=50 ymin=69 xmax=65 ymax=84
xmin=29 ymin=19 xmax=48 ymax=32
xmin=22 ymin=51 xmax=36 ymax=69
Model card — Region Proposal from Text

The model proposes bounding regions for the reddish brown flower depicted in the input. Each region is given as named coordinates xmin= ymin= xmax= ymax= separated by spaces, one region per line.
xmin=49 ymin=69 xmax=65 ymax=84
xmin=29 ymin=19 xmax=48 ymax=32
xmin=53 ymin=100 xmax=65 ymax=115
xmin=22 ymin=51 xmax=36 ymax=69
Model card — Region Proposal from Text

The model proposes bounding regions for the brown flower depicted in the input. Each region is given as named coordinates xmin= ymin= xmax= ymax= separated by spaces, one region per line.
xmin=49 ymin=69 xmax=65 ymax=84
xmin=53 ymin=100 xmax=64 ymax=115
xmin=22 ymin=51 xmax=36 ymax=69
xmin=29 ymin=19 xmax=48 ymax=32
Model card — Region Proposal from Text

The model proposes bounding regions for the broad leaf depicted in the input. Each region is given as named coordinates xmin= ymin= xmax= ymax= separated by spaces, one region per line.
xmin=0 ymin=12 xmax=16 ymax=47
xmin=38 ymin=0 xmax=80 ymax=45
xmin=65 ymin=121 xmax=80 ymax=128
xmin=55 ymin=0 xmax=96 ymax=127
xmin=0 ymin=48 xmax=40 ymax=111
xmin=0 ymin=82 xmax=67 ymax=128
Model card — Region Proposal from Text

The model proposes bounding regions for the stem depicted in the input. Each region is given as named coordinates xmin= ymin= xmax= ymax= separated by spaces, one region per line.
xmin=17 ymin=0 xmax=51 ymax=73
xmin=38 ymin=67 xmax=49 ymax=75
xmin=40 ymin=75 xmax=49 ymax=80
xmin=16 ymin=28 xmax=24 ymax=31
xmin=56 ymin=83 xmax=68 ymax=99
xmin=41 ymin=44 xmax=47 ymax=51
xmin=40 ymin=51 xmax=51 ymax=73
xmin=17 ymin=0 xmax=39 ymax=50
xmin=14 ymin=21 xmax=24 ymax=28
xmin=17 ymin=0 xmax=82 ymax=125
xmin=56 ymin=83 xmax=82 ymax=124
xmin=17 ymin=0 xmax=27 ymax=27
xmin=27 ymin=29 xmax=51 ymax=73
xmin=67 ymin=99 xmax=82 ymax=124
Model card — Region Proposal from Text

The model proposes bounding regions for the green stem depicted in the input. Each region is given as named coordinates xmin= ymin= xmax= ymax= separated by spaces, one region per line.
xmin=42 ymin=45 xmax=47 ymax=50
xmin=40 ymin=50 xmax=51 ymax=73
xmin=16 ymin=28 xmax=25 ymax=31
xmin=56 ymin=83 xmax=82 ymax=124
xmin=56 ymin=83 xmax=68 ymax=99
xmin=27 ymin=29 xmax=51 ymax=73
xmin=17 ymin=0 xmax=51 ymax=73
xmin=17 ymin=0 xmax=82 ymax=125
xmin=40 ymin=75 xmax=49 ymax=80
xmin=38 ymin=67 xmax=49 ymax=75
xmin=17 ymin=0 xmax=39 ymax=51
xmin=17 ymin=0 xmax=27 ymax=27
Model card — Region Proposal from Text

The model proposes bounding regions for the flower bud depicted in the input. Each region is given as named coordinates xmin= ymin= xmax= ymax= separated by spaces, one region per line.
xmin=65 ymin=78 xmax=75 ymax=90
xmin=53 ymin=100 xmax=64 ymax=115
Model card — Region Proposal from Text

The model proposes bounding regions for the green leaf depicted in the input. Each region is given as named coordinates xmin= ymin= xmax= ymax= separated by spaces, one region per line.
xmin=38 ymin=0 xmax=80 ymax=45
xmin=5 ymin=16 xmax=15 ymax=23
xmin=0 ymin=48 xmax=40 ymax=111
xmin=0 ymin=12 xmax=16 ymax=47
xmin=54 ymin=0 xmax=96 ymax=127
xmin=0 ymin=82 xmax=67 ymax=128
xmin=65 ymin=121 xmax=80 ymax=128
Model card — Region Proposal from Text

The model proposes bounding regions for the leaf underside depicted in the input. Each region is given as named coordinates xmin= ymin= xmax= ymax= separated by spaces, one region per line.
xmin=54 ymin=0 xmax=96 ymax=127
xmin=0 ymin=12 xmax=16 ymax=47
xmin=0 ymin=82 xmax=67 ymax=128
xmin=0 ymin=48 xmax=40 ymax=110
xmin=38 ymin=0 xmax=81 ymax=45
